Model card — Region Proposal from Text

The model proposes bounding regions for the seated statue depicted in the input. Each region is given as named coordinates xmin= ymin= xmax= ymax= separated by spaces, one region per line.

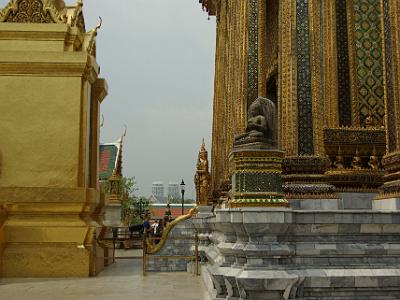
xmin=235 ymin=97 xmax=276 ymax=146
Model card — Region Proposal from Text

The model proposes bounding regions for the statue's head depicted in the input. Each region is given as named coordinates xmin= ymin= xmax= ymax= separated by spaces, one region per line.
xmin=248 ymin=98 xmax=265 ymax=118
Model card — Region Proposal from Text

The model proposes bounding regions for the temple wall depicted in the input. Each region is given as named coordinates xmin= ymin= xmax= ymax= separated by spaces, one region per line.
xmin=204 ymin=0 xmax=395 ymax=200
xmin=0 ymin=3 xmax=108 ymax=277
xmin=0 ymin=75 xmax=82 ymax=188
xmin=210 ymin=1 xmax=246 ymax=194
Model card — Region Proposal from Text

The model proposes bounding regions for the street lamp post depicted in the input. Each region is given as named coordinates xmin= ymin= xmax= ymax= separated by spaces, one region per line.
xmin=180 ymin=179 xmax=186 ymax=215
xmin=138 ymin=198 xmax=143 ymax=219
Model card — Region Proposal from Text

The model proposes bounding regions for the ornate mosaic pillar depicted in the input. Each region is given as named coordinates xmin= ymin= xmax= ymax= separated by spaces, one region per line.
xmin=247 ymin=0 xmax=259 ymax=106
xmin=209 ymin=1 xmax=250 ymax=204
xmin=375 ymin=0 xmax=400 ymax=209
xmin=335 ymin=0 xmax=352 ymax=127
xmin=324 ymin=0 xmax=387 ymax=198
xmin=281 ymin=0 xmax=336 ymax=201
xmin=347 ymin=0 xmax=385 ymax=128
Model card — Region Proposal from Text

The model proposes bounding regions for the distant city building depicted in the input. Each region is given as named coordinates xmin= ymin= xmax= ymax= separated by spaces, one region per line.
xmin=148 ymin=194 xmax=168 ymax=204
xmin=151 ymin=181 xmax=164 ymax=197
xmin=167 ymin=182 xmax=180 ymax=199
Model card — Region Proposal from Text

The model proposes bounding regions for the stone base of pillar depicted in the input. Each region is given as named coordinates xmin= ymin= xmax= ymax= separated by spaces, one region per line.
xmin=229 ymin=143 xmax=288 ymax=208
xmin=374 ymin=152 xmax=400 ymax=210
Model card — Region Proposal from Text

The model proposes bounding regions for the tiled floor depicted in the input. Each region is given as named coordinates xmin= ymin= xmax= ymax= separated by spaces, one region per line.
xmin=0 ymin=250 xmax=208 ymax=300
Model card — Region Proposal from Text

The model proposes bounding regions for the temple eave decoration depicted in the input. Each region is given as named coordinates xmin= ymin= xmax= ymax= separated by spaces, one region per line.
xmin=323 ymin=126 xmax=385 ymax=192
xmin=0 ymin=0 xmax=86 ymax=33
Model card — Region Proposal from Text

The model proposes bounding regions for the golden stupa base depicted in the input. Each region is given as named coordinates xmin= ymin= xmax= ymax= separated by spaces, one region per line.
xmin=0 ymin=187 xmax=103 ymax=277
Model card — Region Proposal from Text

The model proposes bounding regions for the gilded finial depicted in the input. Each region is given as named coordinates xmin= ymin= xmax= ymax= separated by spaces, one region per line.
xmin=121 ymin=124 xmax=127 ymax=143
xmin=70 ymin=0 xmax=83 ymax=26
xmin=114 ymin=125 xmax=126 ymax=178
xmin=200 ymin=138 xmax=206 ymax=152
xmin=86 ymin=16 xmax=103 ymax=54
xmin=95 ymin=16 xmax=103 ymax=30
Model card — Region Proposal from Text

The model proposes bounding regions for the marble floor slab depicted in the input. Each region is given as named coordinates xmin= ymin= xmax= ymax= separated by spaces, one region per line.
xmin=0 ymin=250 xmax=208 ymax=300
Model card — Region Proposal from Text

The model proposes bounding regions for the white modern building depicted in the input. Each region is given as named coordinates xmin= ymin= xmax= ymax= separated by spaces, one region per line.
xmin=151 ymin=181 xmax=164 ymax=197
xmin=167 ymin=182 xmax=180 ymax=199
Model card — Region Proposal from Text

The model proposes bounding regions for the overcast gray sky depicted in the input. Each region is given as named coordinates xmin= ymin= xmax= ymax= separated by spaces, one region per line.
xmin=0 ymin=0 xmax=216 ymax=198
xmin=84 ymin=0 xmax=216 ymax=199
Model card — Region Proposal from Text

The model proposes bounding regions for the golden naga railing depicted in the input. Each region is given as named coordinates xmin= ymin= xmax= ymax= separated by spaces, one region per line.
xmin=143 ymin=207 xmax=199 ymax=276
xmin=144 ymin=207 xmax=198 ymax=254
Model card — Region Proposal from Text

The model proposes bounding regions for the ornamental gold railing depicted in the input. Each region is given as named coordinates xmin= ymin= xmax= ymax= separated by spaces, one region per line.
xmin=143 ymin=207 xmax=199 ymax=276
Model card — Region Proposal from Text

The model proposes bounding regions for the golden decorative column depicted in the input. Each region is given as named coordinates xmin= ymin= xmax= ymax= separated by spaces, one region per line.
xmin=280 ymin=0 xmax=336 ymax=200
xmin=210 ymin=0 xmax=226 ymax=199
xmin=208 ymin=0 xmax=247 ymax=202
xmin=375 ymin=0 xmax=400 ymax=209
xmin=0 ymin=206 xmax=5 ymax=277
xmin=0 ymin=0 xmax=108 ymax=277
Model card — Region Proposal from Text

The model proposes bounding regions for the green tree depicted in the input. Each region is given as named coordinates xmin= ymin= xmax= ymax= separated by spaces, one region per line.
xmin=103 ymin=176 xmax=150 ymax=225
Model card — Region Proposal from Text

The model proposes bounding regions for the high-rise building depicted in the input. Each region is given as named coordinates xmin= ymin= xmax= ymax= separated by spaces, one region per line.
xmin=167 ymin=182 xmax=180 ymax=199
xmin=151 ymin=181 xmax=164 ymax=197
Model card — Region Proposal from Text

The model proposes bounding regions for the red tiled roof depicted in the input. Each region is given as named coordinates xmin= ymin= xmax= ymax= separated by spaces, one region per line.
xmin=149 ymin=204 xmax=196 ymax=219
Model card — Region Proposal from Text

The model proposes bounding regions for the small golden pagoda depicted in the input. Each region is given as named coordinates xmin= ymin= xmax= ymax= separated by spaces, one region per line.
xmin=0 ymin=0 xmax=108 ymax=277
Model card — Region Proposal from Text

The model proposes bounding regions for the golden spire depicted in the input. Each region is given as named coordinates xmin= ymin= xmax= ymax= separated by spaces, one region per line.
xmin=200 ymin=138 xmax=207 ymax=153
xmin=87 ymin=16 xmax=102 ymax=54
xmin=114 ymin=125 xmax=127 ymax=177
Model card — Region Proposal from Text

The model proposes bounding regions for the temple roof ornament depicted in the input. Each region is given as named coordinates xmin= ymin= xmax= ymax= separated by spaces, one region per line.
xmin=99 ymin=126 xmax=126 ymax=182
xmin=0 ymin=0 xmax=68 ymax=24
xmin=69 ymin=0 xmax=85 ymax=31
xmin=86 ymin=16 xmax=102 ymax=55
xmin=114 ymin=125 xmax=127 ymax=177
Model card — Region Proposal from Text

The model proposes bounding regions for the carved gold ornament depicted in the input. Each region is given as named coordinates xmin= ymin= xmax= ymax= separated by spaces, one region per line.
xmin=0 ymin=0 xmax=67 ymax=23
